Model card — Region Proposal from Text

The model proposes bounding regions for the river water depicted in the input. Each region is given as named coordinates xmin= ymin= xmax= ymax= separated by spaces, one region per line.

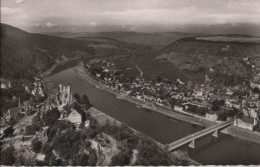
xmin=48 ymin=68 xmax=260 ymax=165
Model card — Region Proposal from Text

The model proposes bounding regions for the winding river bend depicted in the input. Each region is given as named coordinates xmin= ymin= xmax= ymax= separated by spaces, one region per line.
xmin=48 ymin=68 xmax=260 ymax=165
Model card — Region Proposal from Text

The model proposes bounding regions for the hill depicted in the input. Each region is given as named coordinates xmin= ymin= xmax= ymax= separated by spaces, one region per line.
xmin=156 ymin=35 xmax=260 ymax=83
xmin=46 ymin=31 xmax=204 ymax=50
xmin=73 ymin=36 xmax=150 ymax=55
xmin=1 ymin=24 xmax=147 ymax=80
xmin=1 ymin=24 xmax=97 ymax=80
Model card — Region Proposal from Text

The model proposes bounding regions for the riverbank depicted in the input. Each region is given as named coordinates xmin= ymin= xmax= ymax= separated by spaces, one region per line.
xmin=74 ymin=63 xmax=215 ymax=128
xmin=74 ymin=63 xmax=260 ymax=145
xmin=86 ymin=107 xmax=200 ymax=165
xmin=41 ymin=57 xmax=81 ymax=78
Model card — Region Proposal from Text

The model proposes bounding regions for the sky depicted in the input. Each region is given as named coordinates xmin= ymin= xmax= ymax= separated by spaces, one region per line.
xmin=1 ymin=0 xmax=260 ymax=33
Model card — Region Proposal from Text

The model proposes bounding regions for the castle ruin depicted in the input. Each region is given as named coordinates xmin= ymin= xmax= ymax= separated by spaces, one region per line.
xmin=55 ymin=83 xmax=73 ymax=111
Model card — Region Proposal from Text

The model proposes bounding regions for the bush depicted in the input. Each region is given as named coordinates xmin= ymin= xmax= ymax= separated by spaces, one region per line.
xmin=1 ymin=146 xmax=16 ymax=165
xmin=110 ymin=147 xmax=132 ymax=166
xmin=31 ymin=138 xmax=42 ymax=153
xmin=217 ymin=112 xmax=228 ymax=121
xmin=25 ymin=125 xmax=36 ymax=135
xmin=88 ymin=150 xmax=98 ymax=166
xmin=135 ymin=138 xmax=173 ymax=166
xmin=212 ymin=99 xmax=225 ymax=111
xmin=41 ymin=143 xmax=53 ymax=161
xmin=197 ymin=107 xmax=208 ymax=116
xmin=42 ymin=108 xmax=60 ymax=126
xmin=52 ymin=129 xmax=82 ymax=160
xmin=72 ymin=153 xmax=89 ymax=166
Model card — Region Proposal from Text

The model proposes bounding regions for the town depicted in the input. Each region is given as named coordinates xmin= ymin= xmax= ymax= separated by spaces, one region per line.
xmin=86 ymin=58 xmax=260 ymax=132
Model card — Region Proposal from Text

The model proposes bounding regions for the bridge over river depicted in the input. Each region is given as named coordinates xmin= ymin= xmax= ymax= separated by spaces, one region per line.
xmin=168 ymin=120 xmax=233 ymax=151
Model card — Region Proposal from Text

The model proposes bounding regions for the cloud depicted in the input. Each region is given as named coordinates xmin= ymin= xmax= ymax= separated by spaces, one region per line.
xmin=15 ymin=0 xmax=42 ymax=4
xmin=89 ymin=22 xmax=97 ymax=26
xmin=1 ymin=0 xmax=260 ymax=32
xmin=34 ymin=22 xmax=40 ymax=27
xmin=15 ymin=0 xmax=26 ymax=4
xmin=1 ymin=7 xmax=28 ymax=24
xmin=45 ymin=22 xmax=58 ymax=27
xmin=1 ymin=7 xmax=26 ymax=16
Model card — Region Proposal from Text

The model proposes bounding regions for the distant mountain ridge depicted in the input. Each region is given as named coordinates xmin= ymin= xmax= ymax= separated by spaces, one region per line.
xmin=46 ymin=31 xmax=204 ymax=49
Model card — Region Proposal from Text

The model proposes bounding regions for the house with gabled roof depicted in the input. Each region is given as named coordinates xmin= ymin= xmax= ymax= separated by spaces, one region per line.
xmin=62 ymin=101 xmax=86 ymax=127
xmin=4 ymin=107 xmax=22 ymax=124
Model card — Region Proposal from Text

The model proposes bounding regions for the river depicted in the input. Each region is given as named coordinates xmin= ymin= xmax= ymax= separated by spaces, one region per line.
xmin=47 ymin=67 xmax=260 ymax=165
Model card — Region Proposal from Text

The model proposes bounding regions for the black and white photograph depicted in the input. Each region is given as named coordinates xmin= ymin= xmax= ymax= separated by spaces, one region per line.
xmin=1 ymin=0 xmax=260 ymax=166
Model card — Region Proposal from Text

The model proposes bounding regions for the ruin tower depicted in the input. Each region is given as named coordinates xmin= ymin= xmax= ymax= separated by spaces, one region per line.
xmin=56 ymin=83 xmax=73 ymax=111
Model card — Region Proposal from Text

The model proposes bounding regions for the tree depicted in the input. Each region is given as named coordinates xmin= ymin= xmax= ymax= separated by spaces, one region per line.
xmin=217 ymin=112 xmax=228 ymax=121
xmin=170 ymin=98 xmax=177 ymax=109
xmin=212 ymin=99 xmax=225 ymax=111
xmin=25 ymin=125 xmax=36 ymax=135
xmin=1 ymin=146 xmax=16 ymax=165
xmin=72 ymin=153 xmax=89 ymax=166
xmin=197 ymin=107 xmax=208 ymax=116
xmin=110 ymin=147 xmax=132 ymax=166
xmin=88 ymin=150 xmax=98 ymax=166
xmin=73 ymin=93 xmax=81 ymax=102
xmin=42 ymin=108 xmax=60 ymax=126
xmin=31 ymin=138 xmax=42 ymax=153
xmin=41 ymin=143 xmax=53 ymax=161
xmin=82 ymin=94 xmax=92 ymax=109
xmin=15 ymin=152 xmax=35 ymax=166
xmin=227 ymin=108 xmax=239 ymax=118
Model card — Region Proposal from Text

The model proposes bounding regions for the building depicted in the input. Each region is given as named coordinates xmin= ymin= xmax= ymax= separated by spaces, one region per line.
xmin=22 ymin=100 xmax=34 ymax=112
xmin=55 ymin=83 xmax=73 ymax=111
xmin=174 ymin=104 xmax=184 ymax=112
xmin=250 ymin=73 xmax=260 ymax=89
xmin=67 ymin=109 xmax=84 ymax=125
xmin=234 ymin=99 xmax=260 ymax=131
xmin=4 ymin=107 xmax=22 ymax=124
xmin=206 ymin=113 xmax=218 ymax=121
xmin=234 ymin=116 xmax=256 ymax=131
xmin=61 ymin=101 xmax=87 ymax=129
xmin=1 ymin=79 xmax=11 ymax=89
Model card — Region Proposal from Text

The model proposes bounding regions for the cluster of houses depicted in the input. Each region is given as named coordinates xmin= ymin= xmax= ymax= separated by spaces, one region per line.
xmin=1 ymin=77 xmax=47 ymax=127
xmin=1 ymin=78 xmax=12 ymax=89
xmin=234 ymin=72 xmax=260 ymax=130
xmin=1 ymin=82 xmax=89 ymax=130
xmin=87 ymin=59 xmax=260 ymax=131
xmin=1 ymin=98 xmax=35 ymax=127
xmin=31 ymin=78 xmax=45 ymax=97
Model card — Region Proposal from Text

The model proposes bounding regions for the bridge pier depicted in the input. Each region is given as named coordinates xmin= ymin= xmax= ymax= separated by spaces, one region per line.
xmin=212 ymin=129 xmax=218 ymax=137
xmin=188 ymin=140 xmax=195 ymax=149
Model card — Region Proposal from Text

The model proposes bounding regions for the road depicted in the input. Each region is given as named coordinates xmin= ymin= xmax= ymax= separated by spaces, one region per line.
xmin=136 ymin=65 xmax=143 ymax=77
